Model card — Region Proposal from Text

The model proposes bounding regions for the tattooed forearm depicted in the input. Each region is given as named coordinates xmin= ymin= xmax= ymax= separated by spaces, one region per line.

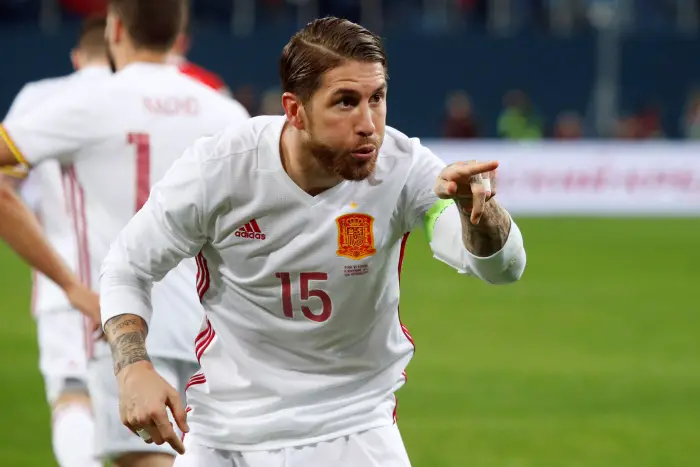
xmin=104 ymin=315 xmax=151 ymax=375
xmin=460 ymin=201 xmax=511 ymax=257
xmin=107 ymin=318 xmax=139 ymax=336
xmin=111 ymin=331 xmax=150 ymax=374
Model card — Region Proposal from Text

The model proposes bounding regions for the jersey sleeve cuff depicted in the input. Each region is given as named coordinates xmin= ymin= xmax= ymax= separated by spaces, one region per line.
xmin=463 ymin=216 xmax=526 ymax=284
xmin=429 ymin=204 xmax=526 ymax=284
xmin=0 ymin=124 xmax=31 ymax=168
xmin=99 ymin=282 xmax=154 ymax=330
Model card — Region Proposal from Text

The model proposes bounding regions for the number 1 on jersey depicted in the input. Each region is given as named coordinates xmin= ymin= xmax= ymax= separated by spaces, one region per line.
xmin=275 ymin=272 xmax=333 ymax=322
xmin=127 ymin=132 xmax=151 ymax=213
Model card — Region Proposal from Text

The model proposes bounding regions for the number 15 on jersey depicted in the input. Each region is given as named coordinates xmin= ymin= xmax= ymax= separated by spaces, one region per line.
xmin=274 ymin=272 xmax=333 ymax=323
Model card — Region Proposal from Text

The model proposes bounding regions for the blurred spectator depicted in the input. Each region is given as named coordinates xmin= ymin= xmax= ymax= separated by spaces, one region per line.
xmin=442 ymin=90 xmax=479 ymax=138
xmin=553 ymin=111 xmax=583 ymax=139
xmin=635 ymin=101 xmax=665 ymax=138
xmin=497 ymin=89 xmax=543 ymax=140
xmin=60 ymin=0 xmax=106 ymax=15
xmin=681 ymin=87 xmax=700 ymax=139
xmin=614 ymin=114 xmax=641 ymax=139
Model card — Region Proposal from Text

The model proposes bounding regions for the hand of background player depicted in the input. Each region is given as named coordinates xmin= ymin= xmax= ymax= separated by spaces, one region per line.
xmin=117 ymin=361 xmax=189 ymax=455
xmin=64 ymin=281 xmax=101 ymax=332
xmin=434 ymin=160 xmax=499 ymax=225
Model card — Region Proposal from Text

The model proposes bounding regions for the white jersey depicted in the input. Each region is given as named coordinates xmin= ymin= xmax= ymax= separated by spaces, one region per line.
xmin=2 ymin=62 xmax=250 ymax=360
xmin=5 ymin=66 xmax=112 ymax=314
xmin=100 ymin=116 xmax=526 ymax=450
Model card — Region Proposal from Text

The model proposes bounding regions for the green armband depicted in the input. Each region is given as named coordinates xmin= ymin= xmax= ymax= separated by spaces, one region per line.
xmin=423 ymin=199 xmax=454 ymax=243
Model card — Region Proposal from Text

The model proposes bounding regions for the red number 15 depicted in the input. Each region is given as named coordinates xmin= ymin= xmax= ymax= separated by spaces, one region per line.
xmin=274 ymin=272 xmax=333 ymax=322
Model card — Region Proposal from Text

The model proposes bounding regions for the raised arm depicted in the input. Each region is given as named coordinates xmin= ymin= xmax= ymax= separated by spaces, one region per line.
xmin=404 ymin=142 xmax=526 ymax=284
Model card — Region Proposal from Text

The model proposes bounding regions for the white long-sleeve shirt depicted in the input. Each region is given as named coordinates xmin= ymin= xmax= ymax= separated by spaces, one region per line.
xmin=100 ymin=115 xmax=526 ymax=450
xmin=4 ymin=67 xmax=111 ymax=315
xmin=2 ymin=63 xmax=250 ymax=360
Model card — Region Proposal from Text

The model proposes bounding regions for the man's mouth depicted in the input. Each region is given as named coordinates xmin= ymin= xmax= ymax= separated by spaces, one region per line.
xmin=351 ymin=145 xmax=377 ymax=160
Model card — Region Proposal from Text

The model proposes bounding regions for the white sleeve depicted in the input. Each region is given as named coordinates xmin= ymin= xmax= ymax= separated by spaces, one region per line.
xmin=1 ymin=89 xmax=105 ymax=167
xmin=403 ymin=140 xmax=526 ymax=284
xmin=402 ymin=139 xmax=447 ymax=233
xmin=5 ymin=85 xmax=37 ymax=121
xmin=99 ymin=139 xmax=210 ymax=329
xmin=428 ymin=202 xmax=526 ymax=284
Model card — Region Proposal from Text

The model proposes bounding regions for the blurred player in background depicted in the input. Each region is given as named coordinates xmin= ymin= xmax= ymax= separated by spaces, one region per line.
xmin=0 ymin=16 xmax=111 ymax=467
xmin=0 ymin=0 xmax=249 ymax=466
xmin=99 ymin=17 xmax=527 ymax=466
xmin=169 ymin=5 xmax=231 ymax=96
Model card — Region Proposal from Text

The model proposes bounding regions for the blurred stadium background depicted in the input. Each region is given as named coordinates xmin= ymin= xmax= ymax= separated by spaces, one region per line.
xmin=1 ymin=0 xmax=699 ymax=466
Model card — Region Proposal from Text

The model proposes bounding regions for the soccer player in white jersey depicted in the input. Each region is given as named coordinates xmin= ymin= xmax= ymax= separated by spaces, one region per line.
xmin=0 ymin=1 xmax=250 ymax=466
xmin=0 ymin=17 xmax=111 ymax=467
xmin=95 ymin=17 xmax=528 ymax=466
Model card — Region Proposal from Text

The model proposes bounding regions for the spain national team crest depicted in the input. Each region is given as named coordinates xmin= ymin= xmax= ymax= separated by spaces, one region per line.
xmin=336 ymin=213 xmax=377 ymax=260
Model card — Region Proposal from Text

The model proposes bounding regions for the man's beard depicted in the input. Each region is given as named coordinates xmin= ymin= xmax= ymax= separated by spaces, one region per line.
xmin=303 ymin=135 xmax=379 ymax=182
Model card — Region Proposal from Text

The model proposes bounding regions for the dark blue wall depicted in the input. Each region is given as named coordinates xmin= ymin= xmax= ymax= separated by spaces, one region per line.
xmin=2 ymin=20 xmax=700 ymax=138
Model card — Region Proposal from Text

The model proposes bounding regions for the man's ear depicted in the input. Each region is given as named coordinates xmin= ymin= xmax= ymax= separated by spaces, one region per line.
xmin=282 ymin=93 xmax=307 ymax=131
xmin=70 ymin=49 xmax=81 ymax=71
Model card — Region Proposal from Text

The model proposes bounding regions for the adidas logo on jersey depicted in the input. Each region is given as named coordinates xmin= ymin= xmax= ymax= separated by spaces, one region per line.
xmin=235 ymin=219 xmax=266 ymax=240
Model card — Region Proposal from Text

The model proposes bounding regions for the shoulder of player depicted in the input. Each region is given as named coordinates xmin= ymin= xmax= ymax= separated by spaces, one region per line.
xmin=181 ymin=62 xmax=226 ymax=88
xmin=194 ymin=115 xmax=280 ymax=165
xmin=197 ymin=85 xmax=249 ymax=118
xmin=8 ymin=73 xmax=105 ymax=120
xmin=380 ymin=125 xmax=426 ymax=163
xmin=14 ymin=75 xmax=73 ymax=102
xmin=173 ymin=77 xmax=250 ymax=123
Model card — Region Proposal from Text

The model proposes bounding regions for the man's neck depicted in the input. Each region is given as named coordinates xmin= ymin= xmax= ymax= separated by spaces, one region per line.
xmin=280 ymin=123 xmax=342 ymax=196
xmin=117 ymin=50 xmax=168 ymax=70
xmin=167 ymin=53 xmax=186 ymax=66
xmin=80 ymin=60 xmax=110 ymax=69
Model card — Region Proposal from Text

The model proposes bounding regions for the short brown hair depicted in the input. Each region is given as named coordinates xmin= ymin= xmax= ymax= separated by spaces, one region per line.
xmin=76 ymin=16 xmax=108 ymax=57
xmin=108 ymin=0 xmax=186 ymax=52
xmin=279 ymin=17 xmax=387 ymax=102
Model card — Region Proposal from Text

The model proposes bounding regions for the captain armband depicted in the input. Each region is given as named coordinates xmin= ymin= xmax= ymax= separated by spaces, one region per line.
xmin=0 ymin=124 xmax=30 ymax=169
xmin=423 ymin=199 xmax=455 ymax=243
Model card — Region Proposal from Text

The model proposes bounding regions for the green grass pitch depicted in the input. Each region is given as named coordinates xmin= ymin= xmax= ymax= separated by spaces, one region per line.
xmin=1 ymin=218 xmax=698 ymax=466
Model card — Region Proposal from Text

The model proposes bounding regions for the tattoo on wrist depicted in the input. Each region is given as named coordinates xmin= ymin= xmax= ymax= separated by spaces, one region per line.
xmin=461 ymin=201 xmax=511 ymax=257
xmin=111 ymin=331 xmax=151 ymax=374
xmin=108 ymin=318 xmax=139 ymax=336
xmin=105 ymin=316 xmax=151 ymax=375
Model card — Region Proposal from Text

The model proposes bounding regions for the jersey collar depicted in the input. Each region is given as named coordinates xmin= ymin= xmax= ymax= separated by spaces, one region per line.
xmin=77 ymin=65 xmax=112 ymax=77
xmin=117 ymin=62 xmax=179 ymax=76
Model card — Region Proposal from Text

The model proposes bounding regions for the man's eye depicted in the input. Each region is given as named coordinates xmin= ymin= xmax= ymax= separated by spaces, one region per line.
xmin=338 ymin=97 xmax=355 ymax=107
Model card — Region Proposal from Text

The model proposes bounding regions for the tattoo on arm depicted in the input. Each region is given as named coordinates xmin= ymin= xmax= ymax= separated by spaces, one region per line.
xmin=108 ymin=318 xmax=139 ymax=336
xmin=104 ymin=315 xmax=151 ymax=375
xmin=460 ymin=201 xmax=511 ymax=257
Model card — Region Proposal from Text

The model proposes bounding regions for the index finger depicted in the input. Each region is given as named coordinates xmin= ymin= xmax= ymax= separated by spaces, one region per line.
xmin=153 ymin=412 xmax=186 ymax=455
xmin=441 ymin=161 xmax=499 ymax=183
xmin=166 ymin=390 xmax=189 ymax=435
